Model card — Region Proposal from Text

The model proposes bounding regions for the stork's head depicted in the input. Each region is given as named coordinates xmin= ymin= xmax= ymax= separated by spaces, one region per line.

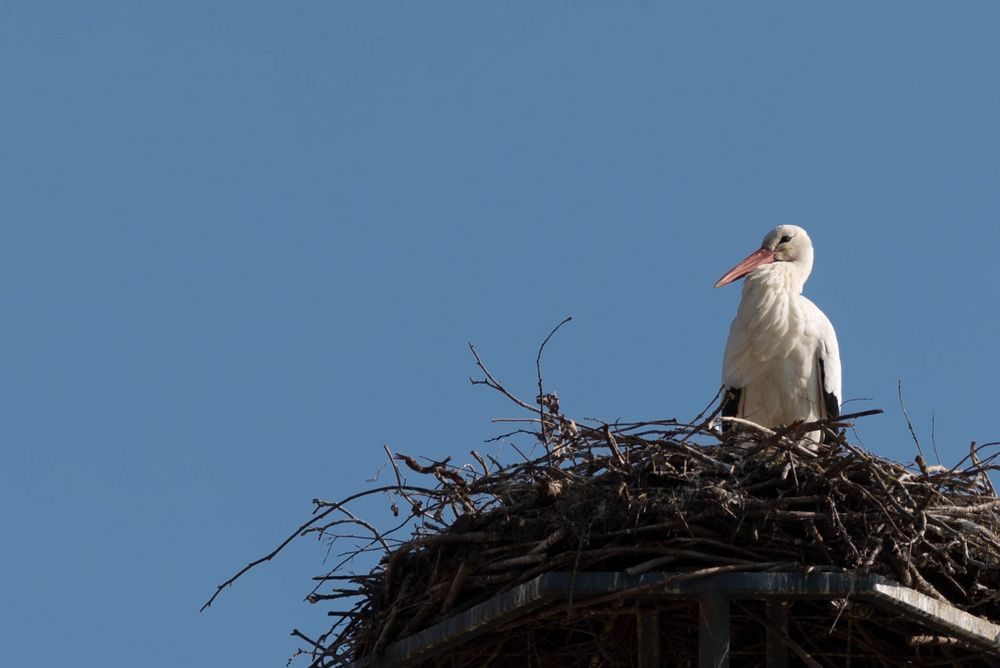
xmin=714 ymin=225 xmax=815 ymax=292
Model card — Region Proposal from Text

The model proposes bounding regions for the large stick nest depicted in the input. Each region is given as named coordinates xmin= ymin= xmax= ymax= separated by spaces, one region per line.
xmin=205 ymin=341 xmax=1000 ymax=667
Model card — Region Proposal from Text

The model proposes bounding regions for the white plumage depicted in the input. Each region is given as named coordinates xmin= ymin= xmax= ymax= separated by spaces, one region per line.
xmin=714 ymin=225 xmax=841 ymax=443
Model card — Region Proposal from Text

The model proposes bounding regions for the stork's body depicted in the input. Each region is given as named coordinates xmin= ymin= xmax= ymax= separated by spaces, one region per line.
xmin=715 ymin=226 xmax=841 ymax=443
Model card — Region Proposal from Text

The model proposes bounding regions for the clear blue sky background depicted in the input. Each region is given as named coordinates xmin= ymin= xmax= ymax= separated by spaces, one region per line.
xmin=3 ymin=3 xmax=999 ymax=666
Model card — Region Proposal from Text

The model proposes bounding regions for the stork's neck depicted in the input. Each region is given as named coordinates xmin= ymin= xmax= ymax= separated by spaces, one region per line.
xmin=733 ymin=260 xmax=812 ymax=352
xmin=742 ymin=258 xmax=811 ymax=297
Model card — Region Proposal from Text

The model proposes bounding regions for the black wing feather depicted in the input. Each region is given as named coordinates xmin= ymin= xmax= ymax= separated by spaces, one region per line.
xmin=721 ymin=386 xmax=741 ymax=434
xmin=819 ymin=358 xmax=840 ymax=444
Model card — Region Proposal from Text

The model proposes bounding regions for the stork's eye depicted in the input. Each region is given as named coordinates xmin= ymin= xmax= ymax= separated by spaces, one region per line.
xmin=779 ymin=234 xmax=792 ymax=244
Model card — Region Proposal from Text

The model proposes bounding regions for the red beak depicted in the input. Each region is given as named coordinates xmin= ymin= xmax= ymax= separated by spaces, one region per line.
xmin=714 ymin=248 xmax=776 ymax=288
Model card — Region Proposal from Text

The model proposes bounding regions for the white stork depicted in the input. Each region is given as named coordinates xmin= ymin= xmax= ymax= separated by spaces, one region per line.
xmin=714 ymin=225 xmax=841 ymax=443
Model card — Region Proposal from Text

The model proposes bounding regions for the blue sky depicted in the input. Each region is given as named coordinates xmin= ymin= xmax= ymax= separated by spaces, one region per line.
xmin=3 ymin=3 xmax=1000 ymax=666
